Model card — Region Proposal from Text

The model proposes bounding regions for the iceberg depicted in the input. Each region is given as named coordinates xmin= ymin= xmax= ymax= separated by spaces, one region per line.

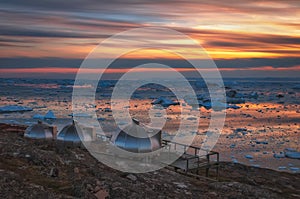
xmin=44 ymin=110 xmax=56 ymax=119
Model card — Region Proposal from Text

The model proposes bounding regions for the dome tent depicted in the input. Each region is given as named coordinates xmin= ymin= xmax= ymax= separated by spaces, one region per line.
xmin=24 ymin=120 xmax=57 ymax=139
xmin=111 ymin=118 xmax=162 ymax=153
xmin=57 ymin=121 xmax=95 ymax=143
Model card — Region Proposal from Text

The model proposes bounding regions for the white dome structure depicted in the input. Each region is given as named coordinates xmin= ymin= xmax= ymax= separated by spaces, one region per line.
xmin=57 ymin=121 xmax=95 ymax=143
xmin=111 ymin=119 xmax=162 ymax=153
xmin=24 ymin=120 xmax=57 ymax=139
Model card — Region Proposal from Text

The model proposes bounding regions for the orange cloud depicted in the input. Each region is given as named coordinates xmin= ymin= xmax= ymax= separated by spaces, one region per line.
xmin=1 ymin=65 xmax=299 ymax=75
xmin=0 ymin=0 xmax=299 ymax=75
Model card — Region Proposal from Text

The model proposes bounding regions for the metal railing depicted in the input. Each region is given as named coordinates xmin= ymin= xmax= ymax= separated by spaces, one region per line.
xmin=162 ymin=139 xmax=219 ymax=180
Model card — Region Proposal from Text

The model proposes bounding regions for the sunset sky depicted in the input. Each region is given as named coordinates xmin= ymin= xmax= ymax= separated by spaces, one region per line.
xmin=0 ymin=0 xmax=299 ymax=78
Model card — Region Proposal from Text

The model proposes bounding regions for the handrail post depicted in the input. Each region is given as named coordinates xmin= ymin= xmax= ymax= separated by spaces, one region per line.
xmin=186 ymin=159 xmax=189 ymax=173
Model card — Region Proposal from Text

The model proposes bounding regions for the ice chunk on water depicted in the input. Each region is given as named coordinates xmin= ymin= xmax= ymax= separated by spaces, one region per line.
xmin=285 ymin=148 xmax=296 ymax=152
xmin=248 ymin=92 xmax=258 ymax=99
xmin=255 ymin=140 xmax=268 ymax=145
xmin=0 ymin=105 xmax=33 ymax=113
xmin=33 ymin=114 xmax=44 ymax=119
xmin=226 ymin=97 xmax=245 ymax=104
xmin=292 ymin=84 xmax=300 ymax=90
xmin=69 ymin=113 xmax=92 ymax=118
xmin=290 ymin=167 xmax=300 ymax=172
xmin=151 ymin=97 xmax=180 ymax=108
xmin=285 ymin=152 xmax=300 ymax=159
xmin=227 ymin=104 xmax=241 ymax=109
xmin=245 ymin=155 xmax=253 ymax=159
xmin=278 ymin=166 xmax=287 ymax=170
xmin=273 ymin=153 xmax=285 ymax=158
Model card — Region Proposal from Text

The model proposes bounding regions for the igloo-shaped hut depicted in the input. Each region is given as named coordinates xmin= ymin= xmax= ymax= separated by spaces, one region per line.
xmin=57 ymin=121 xmax=95 ymax=143
xmin=24 ymin=120 xmax=57 ymax=139
xmin=111 ymin=119 xmax=162 ymax=153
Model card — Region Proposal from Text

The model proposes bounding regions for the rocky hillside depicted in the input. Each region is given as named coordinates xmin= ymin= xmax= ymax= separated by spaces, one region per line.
xmin=0 ymin=123 xmax=299 ymax=199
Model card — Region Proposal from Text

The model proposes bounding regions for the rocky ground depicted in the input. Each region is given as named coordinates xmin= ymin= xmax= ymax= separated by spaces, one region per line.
xmin=0 ymin=123 xmax=299 ymax=199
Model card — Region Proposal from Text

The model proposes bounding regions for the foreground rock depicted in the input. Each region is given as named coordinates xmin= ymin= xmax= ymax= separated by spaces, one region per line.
xmin=0 ymin=123 xmax=299 ymax=199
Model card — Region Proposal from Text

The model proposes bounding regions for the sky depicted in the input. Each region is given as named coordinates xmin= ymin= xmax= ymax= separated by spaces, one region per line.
xmin=0 ymin=0 xmax=299 ymax=78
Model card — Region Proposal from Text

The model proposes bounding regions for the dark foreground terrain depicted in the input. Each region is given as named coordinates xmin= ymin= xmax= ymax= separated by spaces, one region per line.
xmin=0 ymin=123 xmax=299 ymax=199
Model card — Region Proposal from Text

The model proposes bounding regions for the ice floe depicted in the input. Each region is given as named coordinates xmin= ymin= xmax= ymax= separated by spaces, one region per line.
xmin=245 ymin=155 xmax=253 ymax=159
xmin=104 ymin=108 xmax=112 ymax=112
xmin=151 ymin=97 xmax=180 ymax=108
xmin=0 ymin=105 xmax=33 ymax=113
xmin=255 ymin=140 xmax=268 ymax=145
xmin=227 ymin=104 xmax=241 ymax=109
xmin=247 ymin=92 xmax=259 ymax=99
xmin=184 ymin=92 xmax=243 ymax=110
xmin=290 ymin=167 xmax=300 ymax=172
xmin=292 ymin=84 xmax=300 ymax=90
xmin=273 ymin=152 xmax=285 ymax=158
xmin=33 ymin=114 xmax=44 ymax=119
xmin=285 ymin=152 xmax=300 ymax=159
xmin=226 ymin=97 xmax=245 ymax=104
xmin=226 ymin=90 xmax=245 ymax=104
xmin=278 ymin=166 xmax=287 ymax=170
xmin=69 ymin=113 xmax=93 ymax=118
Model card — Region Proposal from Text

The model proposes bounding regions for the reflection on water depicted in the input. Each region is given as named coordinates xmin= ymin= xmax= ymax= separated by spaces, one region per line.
xmin=0 ymin=78 xmax=299 ymax=173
